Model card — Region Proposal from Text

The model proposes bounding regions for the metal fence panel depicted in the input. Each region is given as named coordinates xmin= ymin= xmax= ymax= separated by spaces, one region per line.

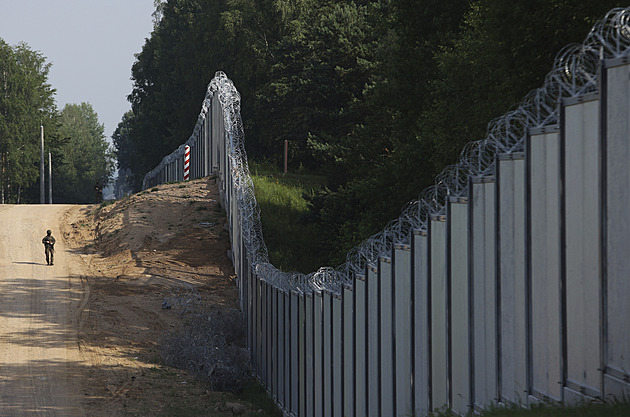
xmin=603 ymin=60 xmax=630 ymax=398
xmin=290 ymin=291 xmax=299 ymax=415
xmin=430 ymin=217 xmax=448 ymax=410
xmin=314 ymin=292 xmax=324 ymax=417
xmin=564 ymin=95 xmax=602 ymax=401
xmin=355 ymin=275 xmax=367 ymax=417
xmin=247 ymin=266 xmax=253 ymax=360
xmin=284 ymin=291 xmax=292 ymax=409
xmin=256 ymin=277 xmax=263 ymax=376
xmin=260 ymin=282 xmax=268 ymax=385
xmin=272 ymin=287 xmax=279 ymax=400
xmin=497 ymin=154 xmax=528 ymax=404
xmin=471 ymin=178 xmax=498 ymax=409
xmin=266 ymin=282 xmax=272 ymax=387
xmin=277 ymin=289 xmax=286 ymax=406
xmin=380 ymin=256 xmax=394 ymax=417
xmin=332 ymin=293 xmax=343 ymax=417
xmin=245 ymin=258 xmax=252 ymax=352
xmin=394 ymin=244 xmax=413 ymax=417
xmin=449 ymin=199 xmax=471 ymax=414
xmin=298 ymin=293 xmax=306 ymax=417
xmin=305 ymin=294 xmax=314 ymax=417
xmin=413 ymin=231 xmax=430 ymax=416
xmin=367 ymin=265 xmax=380 ymax=416
xmin=267 ymin=282 xmax=273 ymax=391
xmin=291 ymin=292 xmax=304 ymax=415
xmin=323 ymin=292 xmax=333 ymax=417
xmin=528 ymin=129 xmax=563 ymax=402
xmin=342 ymin=285 xmax=354 ymax=417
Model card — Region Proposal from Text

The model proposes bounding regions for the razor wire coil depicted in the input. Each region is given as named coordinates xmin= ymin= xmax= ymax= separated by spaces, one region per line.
xmin=144 ymin=7 xmax=630 ymax=294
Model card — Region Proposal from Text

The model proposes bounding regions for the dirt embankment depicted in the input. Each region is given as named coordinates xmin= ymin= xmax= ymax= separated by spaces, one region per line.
xmin=62 ymin=177 xmax=263 ymax=416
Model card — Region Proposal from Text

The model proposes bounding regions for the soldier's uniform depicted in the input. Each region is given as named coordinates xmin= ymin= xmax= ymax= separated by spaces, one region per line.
xmin=42 ymin=230 xmax=55 ymax=266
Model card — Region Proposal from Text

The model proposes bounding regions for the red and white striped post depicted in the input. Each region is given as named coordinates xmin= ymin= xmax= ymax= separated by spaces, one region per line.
xmin=184 ymin=145 xmax=191 ymax=180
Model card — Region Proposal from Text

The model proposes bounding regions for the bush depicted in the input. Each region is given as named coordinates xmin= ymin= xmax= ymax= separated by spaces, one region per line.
xmin=160 ymin=304 xmax=250 ymax=393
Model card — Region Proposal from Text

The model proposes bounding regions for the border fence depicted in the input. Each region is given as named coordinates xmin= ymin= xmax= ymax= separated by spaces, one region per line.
xmin=143 ymin=7 xmax=630 ymax=417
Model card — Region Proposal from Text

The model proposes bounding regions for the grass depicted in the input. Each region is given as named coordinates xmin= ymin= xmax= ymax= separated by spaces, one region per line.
xmin=428 ymin=401 xmax=630 ymax=417
xmin=119 ymin=366 xmax=281 ymax=417
xmin=237 ymin=382 xmax=283 ymax=416
xmin=249 ymin=161 xmax=328 ymax=273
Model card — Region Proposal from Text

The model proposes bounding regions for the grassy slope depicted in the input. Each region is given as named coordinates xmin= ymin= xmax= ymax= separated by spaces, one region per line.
xmin=250 ymin=163 xmax=329 ymax=273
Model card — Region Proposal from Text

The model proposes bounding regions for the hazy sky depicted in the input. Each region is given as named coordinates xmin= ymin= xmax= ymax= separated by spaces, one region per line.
xmin=0 ymin=0 xmax=156 ymax=142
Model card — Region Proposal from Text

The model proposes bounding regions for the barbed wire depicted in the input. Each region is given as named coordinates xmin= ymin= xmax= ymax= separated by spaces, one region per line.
xmin=144 ymin=7 xmax=630 ymax=293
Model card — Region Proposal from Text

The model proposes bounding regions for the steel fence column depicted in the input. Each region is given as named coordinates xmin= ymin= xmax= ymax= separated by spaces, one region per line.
xmin=367 ymin=264 xmax=380 ymax=416
xmin=299 ymin=293 xmax=307 ymax=417
xmin=471 ymin=176 xmax=498 ymax=409
xmin=602 ymin=59 xmax=630 ymax=398
xmin=497 ymin=153 xmax=528 ymax=405
xmin=354 ymin=274 xmax=367 ymax=417
xmin=527 ymin=126 xmax=563 ymax=402
xmin=278 ymin=290 xmax=286 ymax=408
xmin=563 ymin=93 xmax=602 ymax=402
xmin=267 ymin=281 xmax=273 ymax=394
xmin=261 ymin=281 xmax=268 ymax=386
xmin=290 ymin=291 xmax=300 ymax=416
xmin=430 ymin=216 xmax=448 ymax=411
xmin=448 ymin=197 xmax=471 ymax=414
xmin=333 ymin=291 xmax=343 ymax=417
xmin=393 ymin=243 xmax=413 ymax=417
xmin=342 ymin=283 xmax=354 ymax=417
xmin=313 ymin=291 xmax=324 ymax=417
xmin=271 ymin=286 xmax=279 ymax=401
xmin=379 ymin=256 xmax=394 ymax=417
xmin=305 ymin=293 xmax=314 ymax=417
xmin=413 ymin=229 xmax=430 ymax=416
xmin=323 ymin=291 xmax=333 ymax=417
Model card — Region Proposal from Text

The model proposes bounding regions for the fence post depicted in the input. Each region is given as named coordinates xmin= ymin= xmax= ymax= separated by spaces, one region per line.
xmin=528 ymin=126 xmax=563 ymax=402
xmin=394 ymin=243 xmax=413 ymax=416
xmin=430 ymin=216 xmax=449 ymax=411
xmin=354 ymin=274 xmax=368 ymax=417
xmin=448 ymin=197 xmax=471 ymax=414
xmin=497 ymin=153 xmax=528 ymax=405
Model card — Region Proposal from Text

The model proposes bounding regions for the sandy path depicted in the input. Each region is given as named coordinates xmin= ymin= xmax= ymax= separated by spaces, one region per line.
xmin=0 ymin=204 xmax=85 ymax=416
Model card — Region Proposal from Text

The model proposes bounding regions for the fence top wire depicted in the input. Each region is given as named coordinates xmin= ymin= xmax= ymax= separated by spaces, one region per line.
xmin=144 ymin=7 xmax=630 ymax=294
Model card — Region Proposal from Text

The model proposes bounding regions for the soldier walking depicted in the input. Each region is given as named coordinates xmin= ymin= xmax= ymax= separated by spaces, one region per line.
xmin=42 ymin=229 xmax=55 ymax=266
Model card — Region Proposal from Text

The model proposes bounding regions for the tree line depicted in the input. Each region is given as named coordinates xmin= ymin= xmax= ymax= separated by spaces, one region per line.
xmin=116 ymin=0 xmax=625 ymax=265
xmin=0 ymin=39 xmax=114 ymax=204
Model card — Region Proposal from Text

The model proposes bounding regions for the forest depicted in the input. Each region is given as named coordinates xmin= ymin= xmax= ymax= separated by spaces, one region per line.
xmin=115 ymin=0 xmax=626 ymax=265
xmin=0 ymin=39 xmax=114 ymax=204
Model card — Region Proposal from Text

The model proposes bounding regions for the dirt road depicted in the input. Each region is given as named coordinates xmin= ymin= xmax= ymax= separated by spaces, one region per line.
xmin=0 ymin=179 xmax=266 ymax=416
xmin=0 ymin=204 xmax=85 ymax=416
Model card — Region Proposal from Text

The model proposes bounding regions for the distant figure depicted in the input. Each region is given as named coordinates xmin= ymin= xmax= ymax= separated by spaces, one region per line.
xmin=42 ymin=229 xmax=56 ymax=266
xmin=94 ymin=180 xmax=103 ymax=203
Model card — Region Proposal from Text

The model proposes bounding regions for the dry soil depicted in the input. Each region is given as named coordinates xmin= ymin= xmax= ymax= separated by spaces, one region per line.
xmin=0 ymin=177 xmax=263 ymax=416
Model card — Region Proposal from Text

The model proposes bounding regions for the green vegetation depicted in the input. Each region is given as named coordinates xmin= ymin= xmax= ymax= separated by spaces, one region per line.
xmin=0 ymin=39 xmax=57 ymax=203
xmin=55 ymin=103 xmax=115 ymax=203
xmin=114 ymin=0 xmax=627 ymax=265
xmin=0 ymin=40 xmax=114 ymax=204
xmin=250 ymin=162 xmax=328 ymax=273
xmin=429 ymin=401 xmax=630 ymax=417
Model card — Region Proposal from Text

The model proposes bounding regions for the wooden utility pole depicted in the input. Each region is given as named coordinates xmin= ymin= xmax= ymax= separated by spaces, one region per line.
xmin=284 ymin=140 xmax=288 ymax=174
xmin=40 ymin=124 xmax=44 ymax=204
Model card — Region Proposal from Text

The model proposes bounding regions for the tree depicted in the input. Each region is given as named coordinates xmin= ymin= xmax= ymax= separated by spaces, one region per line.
xmin=54 ymin=103 xmax=114 ymax=203
xmin=424 ymin=0 xmax=628 ymax=168
xmin=112 ymin=110 xmax=138 ymax=195
xmin=0 ymin=39 xmax=58 ymax=203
